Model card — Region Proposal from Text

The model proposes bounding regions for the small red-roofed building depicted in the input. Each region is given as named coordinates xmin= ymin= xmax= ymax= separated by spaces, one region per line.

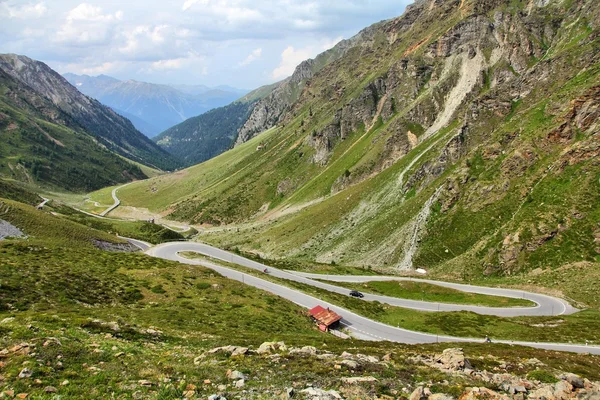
xmin=308 ymin=305 xmax=342 ymax=331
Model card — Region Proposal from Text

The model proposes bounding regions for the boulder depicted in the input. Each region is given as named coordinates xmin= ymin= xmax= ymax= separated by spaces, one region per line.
xmin=340 ymin=360 xmax=358 ymax=369
xmin=429 ymin=394 xmax=454 ymax=400
xmin=300 ymin=388 xmax=342 ymax=400
xmin=409 ymin=386 xmax=427 ymax=400
xmin=256 ymin=341 xmax=287 ymax=355
xmin=355 ymin=354 xmax=379 ymax=364
xmin=289 ymin=346 xmax=318 ymax=356
xmin=554 ymin=380 xmax=574 ymax=400
xmin=561 ymin=373 xmax=584 ymax=389
xmin=527 ymin=386 xmax=556 ymax=400
xmin=341 ymin=376 xmax=378 ymax=384
xmin=226 ymin=370 xmax=246 ymax=380
xmin=458 ymin=387 xmax=511 ymax=400
xmin=18 ymin=368 xmax=32 ymax=379
xmin=234 ymin=379 xmax=245 ymax=388
xmin=434 ymin=348 xmax=472 ymax=371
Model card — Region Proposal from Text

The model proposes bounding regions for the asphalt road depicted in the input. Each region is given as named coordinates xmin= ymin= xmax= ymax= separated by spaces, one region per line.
xmin=146 ymin=241 xmax=600 ymax=354
xmin=100 ymin=183 xmax=131 ymax=217
xmin=291 ymin=272 xmax=577 ymax=317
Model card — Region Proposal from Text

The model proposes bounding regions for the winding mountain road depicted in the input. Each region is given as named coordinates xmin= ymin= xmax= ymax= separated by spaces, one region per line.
xmin=100 ymin=183 xmax=131 ymax=217
xmin=145 ymin=241 xmax=600 ymax=355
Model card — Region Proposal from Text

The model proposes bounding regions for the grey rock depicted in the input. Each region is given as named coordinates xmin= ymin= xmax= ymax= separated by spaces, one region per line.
xmin=18 ymin=368 xmax=32 ymax=378
xmin=340 ymin=360 xmax=358 ymax=369
xmin=562 ymin=373 xmax=585 ymax=389
xmin=409 ymin=386 xmax=427 ymax=400
xmin=228 ymin=370 xmax=246 ymax=380
xmin=434 ymin=348 xmax=472 ymax=371
xmin=300 ymin=387 xmax=342 ymax=400
xmin=0 ymin=219 xmax=26 ymax=240
xmin=289 ymin=346 xmax=318 ymax=356
xmin=428 ymin=394 xmax=454 ymax=400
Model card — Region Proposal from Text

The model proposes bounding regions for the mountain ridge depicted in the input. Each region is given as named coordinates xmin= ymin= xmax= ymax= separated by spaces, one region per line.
xmin=64 ymin=72 xmax=248 ymax=137
xmin=0 ymin=54 xmax=180 ymax=172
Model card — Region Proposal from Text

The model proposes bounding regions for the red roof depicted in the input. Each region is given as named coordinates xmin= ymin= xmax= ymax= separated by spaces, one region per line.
xmin=309 ymin=305 xmax=342 ymax=327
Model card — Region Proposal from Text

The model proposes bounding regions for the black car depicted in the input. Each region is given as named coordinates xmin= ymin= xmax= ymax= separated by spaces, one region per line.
xmin=349 ymin=290 xmax=364 ymax=298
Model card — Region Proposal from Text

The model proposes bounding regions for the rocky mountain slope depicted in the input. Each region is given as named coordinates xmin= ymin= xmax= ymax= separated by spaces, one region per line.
xmin=118 ymin=0 xmax=600 ymax=291
xmin=0 ymin=67 xmax=147 ymax=192
xmin=234 ymin=21 xmax=386 ymax=146
xmin=154 ymin=25 xmax=385 ymax=167
xmin=154 ymin=101 xmax=255 ymax=167
xmin=0 ymin=55 xmax=180 ymax=172
xmin=64 ymin=73 xmax=246 ymax=137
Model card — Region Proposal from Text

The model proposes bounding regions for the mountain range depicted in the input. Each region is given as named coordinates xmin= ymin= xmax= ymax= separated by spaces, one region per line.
xmin=2 ymin=0 xmax=600 ymax=397
xmin=0 ymin=54 xmax=180 ymax=191
xmin=118 ymin=0 xmax=600 ymax=280
xmin=63 ymin=73 xmax=247 ymax=138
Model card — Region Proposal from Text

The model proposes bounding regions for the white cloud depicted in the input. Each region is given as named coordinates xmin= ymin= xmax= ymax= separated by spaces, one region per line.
xmin=118 ymin=25 xmax=193 ymax=62
xmin=1 ymin=1 xmax=409 ymax=87
xmin=270 ymin=36 xmax=343 ymax=80
xmin=271 ymin=46 xmax=312 ymax=80
xmin=66 ymin=3 xmax=121 ymax=22
xmin=1 ymin=2 xmax=47 ymax=19
xmin=239 ymin=48 xmax=262 ymax=66
xmin=148 ymin=52 xmax=206 ymax=72
xmin=321 ymin=36 xmax=343 ymax=50
xmin=181 ymin=0 xmax=264 ymax=26
xmin=55 ymin=3 xmax=123 ymax=46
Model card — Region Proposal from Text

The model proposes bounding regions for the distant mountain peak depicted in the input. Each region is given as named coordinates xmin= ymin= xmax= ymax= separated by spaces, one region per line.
xmin=63 ymin=73 xmax=248 ymax=138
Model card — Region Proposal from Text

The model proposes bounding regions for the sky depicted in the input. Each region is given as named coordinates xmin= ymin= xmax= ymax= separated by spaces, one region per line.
xmin=0 ymin=1 xmax=412 ymax=89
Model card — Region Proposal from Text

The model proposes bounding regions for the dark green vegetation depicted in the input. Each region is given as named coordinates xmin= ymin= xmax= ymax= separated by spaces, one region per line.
xmin=0 ymin=54 xmax=180 ymax=192
xmin=314 ymin=279 xmax=534 ymax=307
xmin=155 ymin=101 xmax=254 ymax=167
xmin=0 ymin=70 xmax=147 ymax=191
xmin=0 ymin=179 xmax=40 ymax=205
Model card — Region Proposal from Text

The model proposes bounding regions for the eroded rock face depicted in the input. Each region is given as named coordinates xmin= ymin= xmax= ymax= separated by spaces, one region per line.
xmin=235 ymin=24 xmax=383 ymax=146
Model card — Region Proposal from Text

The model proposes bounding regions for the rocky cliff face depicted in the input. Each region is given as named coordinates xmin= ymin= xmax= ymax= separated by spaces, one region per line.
xmin=234 ymin=21 xmax=384 ymax=146
xmin=0 ymin=54 xmax=180 ymax=171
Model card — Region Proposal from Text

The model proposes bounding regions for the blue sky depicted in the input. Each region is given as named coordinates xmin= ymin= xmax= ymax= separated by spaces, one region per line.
xmin=0 ymin=1 xmax=412 ymax=89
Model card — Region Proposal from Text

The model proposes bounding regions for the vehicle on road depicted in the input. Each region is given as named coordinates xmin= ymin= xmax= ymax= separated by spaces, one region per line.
xmin=349 ymin=290 xmax=364 ymax=298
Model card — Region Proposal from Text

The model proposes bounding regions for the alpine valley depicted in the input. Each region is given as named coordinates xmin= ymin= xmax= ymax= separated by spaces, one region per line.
xmin=1 ymin=0 xmax=600 ymax=399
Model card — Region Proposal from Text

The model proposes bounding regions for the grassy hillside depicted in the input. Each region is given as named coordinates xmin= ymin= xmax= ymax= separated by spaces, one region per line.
xmin=2 ymin=197 xmax=600 ymax=398
xmin=116 ymin=0 xmax=600 ymax=287
xmin=0 ymin=69 xmax=149 ymax=192
xmin=0 ymin=54 xmax=181 ymax=172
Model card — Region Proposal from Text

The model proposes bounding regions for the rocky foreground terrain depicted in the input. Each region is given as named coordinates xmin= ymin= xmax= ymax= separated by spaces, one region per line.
xmin=2 ymin=329 xmax=597 ymax=400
